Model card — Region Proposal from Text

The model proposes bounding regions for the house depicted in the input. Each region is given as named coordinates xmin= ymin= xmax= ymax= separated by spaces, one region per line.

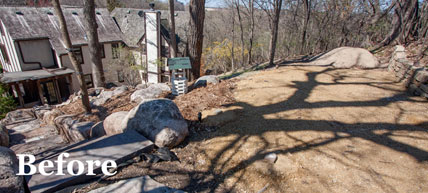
xmin=110 ymin=8 xmax=189 ymax=84
xmin=0 ymin=6 xmax=123 ymax=107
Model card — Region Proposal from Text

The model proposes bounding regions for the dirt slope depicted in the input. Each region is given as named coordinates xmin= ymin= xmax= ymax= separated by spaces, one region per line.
xmin=79 ymin=66 xmax=428 ymax=193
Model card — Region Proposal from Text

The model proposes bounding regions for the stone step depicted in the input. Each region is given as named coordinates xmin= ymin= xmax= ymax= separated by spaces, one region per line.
xmin=27 ymin=130 xmax=154 ymax=193
xmin=88 ymin=176 xmax=185 ymax=193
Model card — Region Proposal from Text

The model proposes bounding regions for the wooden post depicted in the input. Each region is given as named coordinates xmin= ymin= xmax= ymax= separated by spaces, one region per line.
xmin=14 ymin=83 xmax=25 ymax=108
xmin=36 ymin=80 xmax=45 ymax=105
xmin=67 ymin=74 xmax=74 ymax=94
xmin=54 ymin=78 xmax=62 ymax=104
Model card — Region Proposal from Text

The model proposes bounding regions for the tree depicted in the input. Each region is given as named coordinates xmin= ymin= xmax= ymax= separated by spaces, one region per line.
xmin=372 ymin=0 xmax=419 ymax=52
xmin=256 ymin=0 xmax=283 ymax=67
xmin=187 ymin=0 xmax=206 ymax=79
xmin=83 ymin=0 xmax=105 ymax=88
xmin=0 ymin=83 xmax=15 ymax=119
xmin=52 ymin=0 xmax=91 ymax=113
xmin=169 ymin=0 xmax=178 ymax=58
xmin=300 ymin=0 xmax=310 ymax=55
xmin=106 ymin=0 xmax=121 ymax=12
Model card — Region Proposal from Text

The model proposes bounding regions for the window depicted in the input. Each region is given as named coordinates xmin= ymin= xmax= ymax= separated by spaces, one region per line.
xmin=72 ymin=46 xmax=83 ymax=64
xmin=100 ymin=44 xmax=105 ymax=58
xmin=84 ymin=74 xmax=93 ymax=88
xmin=0 ymin=44 xmax=10 ymax=64
xmin=117 ymin=71 xmax=124 ymax=82
xmin=112 ymin=43 xmax=119 ymax=59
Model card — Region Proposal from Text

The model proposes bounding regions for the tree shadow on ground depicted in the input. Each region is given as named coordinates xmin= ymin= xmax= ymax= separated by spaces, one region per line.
xmin=169 ymin=66 xmax=428 ymax=192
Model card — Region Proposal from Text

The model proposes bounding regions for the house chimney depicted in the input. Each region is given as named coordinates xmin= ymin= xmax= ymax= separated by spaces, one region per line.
xmin=144 ymin=9 xmax=161 ymax=83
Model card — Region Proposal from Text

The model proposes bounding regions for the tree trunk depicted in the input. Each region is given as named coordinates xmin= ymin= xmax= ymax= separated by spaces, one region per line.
xmin=371 ymin=0 xmax=419 ymax=52
xmin=236 ymin=0 xmax=245 ymax=67
xmin=169 ymin=0 xmax=178 ymax=58
xmin=300 ymin=0 xmax=310 ymax=55
xmin=231 ymin=4 xmax=235 ymax=71
xmin=52 ymin=0 xmax=91 ymax=113
xmin=188 ymin=0 xmax=205 ymax=79
xmin=247 ymin=0 xmax=254 ymax=65
xmin=268 ymin=0 xmax=283 ymax=67
xmin=83 ymin=0 xmax=105 ymax=88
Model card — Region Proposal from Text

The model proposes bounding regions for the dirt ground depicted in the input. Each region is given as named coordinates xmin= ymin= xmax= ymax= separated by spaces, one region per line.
xmin=79 ymin=66 xmax=428 ymax=193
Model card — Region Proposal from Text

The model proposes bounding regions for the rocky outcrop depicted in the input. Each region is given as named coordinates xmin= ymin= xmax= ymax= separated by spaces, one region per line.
xmin=130 ymin=83 xmax=170 ymax=103
xmin=388 ymin=45 xmax=428 ymax=99
xmin=43 ymin=109 xmax=63 ymax=126
xmin=0 ymin=147 xmax=25 ymax=193
xmin=103 ymin=111 xmax=128 ymax=135
xmin=294 ymin=47 xmax=379 ymax=68
xmin=194 ymin=75 xmax=220 ymax=88
xmin=54 ymin=115 xmax=94 ymax=143
xmin=2 ymin=108 xmax=35 ymax=125
xmin=120 ymin=99 xmax=188 ymax=148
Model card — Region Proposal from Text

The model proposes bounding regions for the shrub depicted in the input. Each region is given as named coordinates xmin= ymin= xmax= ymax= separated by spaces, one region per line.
xmin=0 ymin=83 xmax=16 ymax=119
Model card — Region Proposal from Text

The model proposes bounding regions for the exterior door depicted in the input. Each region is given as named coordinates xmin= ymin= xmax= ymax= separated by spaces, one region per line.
xmin=41 ymin=81 xmax=58 ymax=104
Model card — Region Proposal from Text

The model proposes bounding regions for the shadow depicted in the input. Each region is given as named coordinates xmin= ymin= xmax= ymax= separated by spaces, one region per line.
xmin=150 ymin=66 xmax=428 ymax=192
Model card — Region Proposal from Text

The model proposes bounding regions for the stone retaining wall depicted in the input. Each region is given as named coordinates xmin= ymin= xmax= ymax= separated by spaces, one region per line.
xmin=388 ymin=46 xmax=428 ymax=99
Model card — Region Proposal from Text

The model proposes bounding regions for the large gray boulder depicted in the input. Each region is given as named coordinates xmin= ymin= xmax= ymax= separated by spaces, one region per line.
xmin=2 ymin=109 xmax=35 ymax=125
xmin=293 ymin=47 xmax=379 ymax=68
xmin=130 ymin=83 xmax=170 ymax=103
xmin=194 ymin=75 xmax=220 ymax=88
xmin=0 ymin=123 xmax=8 ymax=147
xmin=120 ymin=99 xmax=188 ymax=148
xmin=0 ymin=147 xmax=24 ymax=193
xmin=113 ymin=85 xmax=128 ymax=96
xmin=54 ymin=115 xmax=93 ymax=142
xmin=103 ymin=111 xmax=128 ymax=135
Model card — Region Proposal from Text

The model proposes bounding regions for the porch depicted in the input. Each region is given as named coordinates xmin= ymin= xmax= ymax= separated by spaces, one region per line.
xmin=0 ymin=68 xmax=74 ymax=108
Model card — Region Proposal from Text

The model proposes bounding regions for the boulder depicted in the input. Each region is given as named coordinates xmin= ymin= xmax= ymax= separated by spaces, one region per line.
xmin=54 ymin=115 xmax=91 ymax=143
xmin=89 ymin=122 xmax=106 ymax=138
xmin=194 ymin=75 xmax=220 ymax=88
xmin=104 ymin=111 xmax=128 ymax=135
xmin=113 ymin=85 xmax=128 ymax=96
xmin=33 ymin=105 xmax=52 ymax=120
xmin=0 ymin=123 xmax=8 ymax=147
xmin=135 ymin=83 xmax=146 ymax=90
xmin=2 ymin=109 xmax=35 ymax=125
xmin=120 ymin=99 xmax=188 ymax=148
xmin=0 ymin=147 xmax=25 ymax=193
xmin=98 ymin=90 xmax=114 ymax=99
xmin=70 ymin=122 xmax=94 ymax=141
xmin=43 ymin=109 xmax=63 ymax=126
xmin=130 ymin=83 xmax=170 ymax=103
xmin=294 ymin=47 xmax=379 ymax=68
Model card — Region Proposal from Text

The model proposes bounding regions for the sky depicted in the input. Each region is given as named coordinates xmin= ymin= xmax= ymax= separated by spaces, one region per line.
xmin=176 ymin=0 xmax=224 ymax=8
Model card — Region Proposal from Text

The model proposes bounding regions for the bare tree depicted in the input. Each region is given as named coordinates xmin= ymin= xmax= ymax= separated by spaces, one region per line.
xmin=235 ymin=0 xmax=245 ymax=67
xmin=372 ymin=0 xmax=419 ymax=52
xmin=169 ymin=0 xmax=178 ymax=58
xmin=187 ymin=0 xmax=206 ymax=78
xmin=83 ymin=0 xmax=105 ymax=88
xmin=257 ymin=0 xmax=283 ymax=67
xmin=52 ymin=0 xmax=91 ymax=113
xmin=300 ymin=0 xmax=310 ymax=55
xmin=247 ymin=0 xmax=255 ymax=65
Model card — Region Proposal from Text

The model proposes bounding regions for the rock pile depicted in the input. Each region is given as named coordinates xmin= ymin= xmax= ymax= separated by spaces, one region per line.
xmin=388 ymin=45 xmax=428 ymax=99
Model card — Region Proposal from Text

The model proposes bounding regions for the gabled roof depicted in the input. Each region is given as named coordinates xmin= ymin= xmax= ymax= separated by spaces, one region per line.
xmin=0 ymin=7 xmax=122 ymax=55
xmin=111 ymin=8 xmax=189 ymax=48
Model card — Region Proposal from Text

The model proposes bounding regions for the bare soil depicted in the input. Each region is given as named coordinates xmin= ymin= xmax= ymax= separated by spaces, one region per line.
xmin=77 ymin=66 xmax=428 ymax=193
